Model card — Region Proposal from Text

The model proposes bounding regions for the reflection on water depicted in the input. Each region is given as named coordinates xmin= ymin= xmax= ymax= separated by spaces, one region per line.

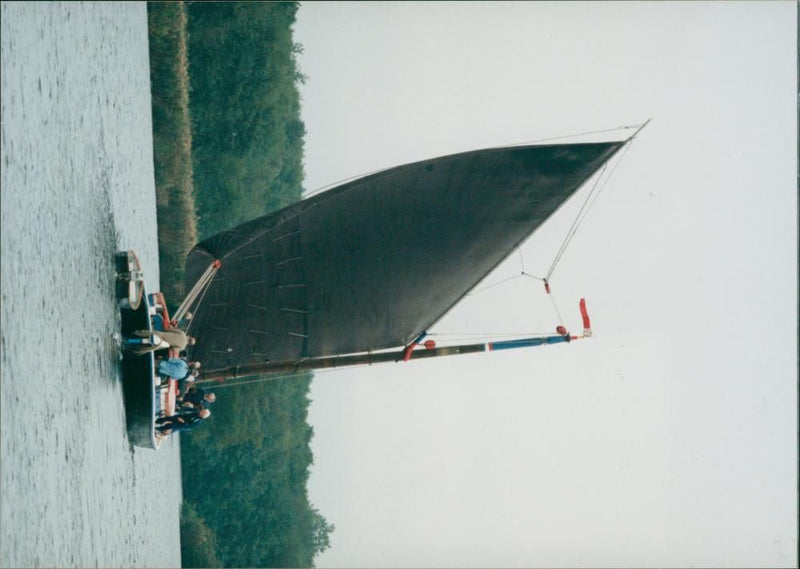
xmin=1 ymin=3 xmax=181 ymax=567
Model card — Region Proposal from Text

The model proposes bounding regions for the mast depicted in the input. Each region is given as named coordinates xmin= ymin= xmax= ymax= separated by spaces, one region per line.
xmin=196 ymin=332 xmax=581 ymax=384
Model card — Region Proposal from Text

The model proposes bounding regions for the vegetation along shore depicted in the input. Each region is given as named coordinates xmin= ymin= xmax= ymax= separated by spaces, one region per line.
xmin=147 ymin=3 xmax=332 ymax=567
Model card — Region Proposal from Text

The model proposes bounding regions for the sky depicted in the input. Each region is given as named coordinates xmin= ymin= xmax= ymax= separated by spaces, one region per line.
xmin=292 ymin=2 xmax=797 ymax=567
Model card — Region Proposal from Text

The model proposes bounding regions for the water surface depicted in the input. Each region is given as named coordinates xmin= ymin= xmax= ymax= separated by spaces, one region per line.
xmin=1 ymin=3 xmax=182 ymax=567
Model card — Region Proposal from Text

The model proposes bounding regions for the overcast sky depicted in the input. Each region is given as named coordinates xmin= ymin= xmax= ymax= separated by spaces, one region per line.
xmin=293 ymin=2 xmax=797 ymax=567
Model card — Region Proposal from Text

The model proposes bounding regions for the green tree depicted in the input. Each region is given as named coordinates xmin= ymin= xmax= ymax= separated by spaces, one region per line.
xmin=185 ymin=0 xmax=306 ymax=240
xmin=311 ymin=508 xmax=335 ymax=555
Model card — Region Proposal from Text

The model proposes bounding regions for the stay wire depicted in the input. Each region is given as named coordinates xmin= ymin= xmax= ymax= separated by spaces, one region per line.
xmin=429 ymin=330 xmax=557 ymax=340
xmin=548 ymin=287 xmax=565 ymax=326
xmin=466 ymin=272 xmax=541 ymax=296
xmin=502 ymin=123 xmax=642 ymax=147
xmin=545 ymin=131 xmax=638 ymax=282
xmin=301 ymin=123 xmax=646 ymax=200
xmin=545 ymin=162 xmax=608 ymax=281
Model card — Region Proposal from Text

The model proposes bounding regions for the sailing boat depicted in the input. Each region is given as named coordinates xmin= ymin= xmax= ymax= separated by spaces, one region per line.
xmin=117 ymin=124 xmax=646 ymax=447
xmin=178 ymin=127 xmax=647 ymax=384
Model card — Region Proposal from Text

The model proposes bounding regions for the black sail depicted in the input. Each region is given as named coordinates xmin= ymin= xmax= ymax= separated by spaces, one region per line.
xmin=185 ymin=142 xmax=623 ymax=373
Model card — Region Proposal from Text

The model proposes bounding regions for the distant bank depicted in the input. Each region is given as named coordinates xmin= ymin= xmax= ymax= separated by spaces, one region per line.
xmin=146 ymin=3 xmax=331 ymax=568
xmin=147 ymin=1 xmax=198 ymax=303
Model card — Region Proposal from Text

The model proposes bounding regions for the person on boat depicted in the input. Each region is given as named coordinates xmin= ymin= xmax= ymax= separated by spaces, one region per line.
xmin=125 ymin=327 xmax=196 ymax=355
xmin=179 ymin=362 xmax=201 ymax=386
xmin=156 ymin=408 xmax=210 ymax=434
xmin=157 ymin=360 xmax=201 ymax=390
xmin=179 ymin=385 xmax=216 ymax=410
xmin=176 ymin=369 xmax=201 ymax=395
xmin=158 ymin=358 xmax=200 ymax=379
xmin=157 ymin=357 xmax=191 ymax=380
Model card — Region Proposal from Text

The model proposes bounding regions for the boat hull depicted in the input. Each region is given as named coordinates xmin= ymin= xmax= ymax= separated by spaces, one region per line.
xmin=115 ymin=251 xmax=176 ymax=450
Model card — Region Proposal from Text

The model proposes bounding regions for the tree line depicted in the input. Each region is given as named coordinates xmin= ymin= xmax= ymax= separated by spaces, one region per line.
xmin=147 ymin=2 xmax=332 ymax=566
xmin=186 ymin=1 xmax=306 ymax=238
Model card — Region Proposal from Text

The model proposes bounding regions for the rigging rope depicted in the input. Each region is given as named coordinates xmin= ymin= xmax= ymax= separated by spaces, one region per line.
xmin=184 ymin=273 xmax=216 ymax=335
xmin=545 ymin=124 xmax=641 ymax=282
xmin=302 ymin=164 xmax=399 ymax=199
xmin=428 ymin=330 xmax=558 ymax=341
xmin=502 ymin=123 xmax=642 ymax=147
xmin=198 ymin=371 xmax=309 ymax=388
xmin=547 ymin=286 xmax=565 ymax=326
xmin=545 ymin=162 xmax=609 ymax=281
xmin=174 ymin=260 xmax=220 ymax=331
xmin=450 ymin=120 xmax=650 ymax=336
xmin=301 ymin=122 xmax=649 ymax=200
xmin=466 ymin=272 xmax=540 ymax=296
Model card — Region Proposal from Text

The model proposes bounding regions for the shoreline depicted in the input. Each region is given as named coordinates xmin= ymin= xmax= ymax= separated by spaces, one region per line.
xmin=148 ymin=1 xmax=198 ymax=304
